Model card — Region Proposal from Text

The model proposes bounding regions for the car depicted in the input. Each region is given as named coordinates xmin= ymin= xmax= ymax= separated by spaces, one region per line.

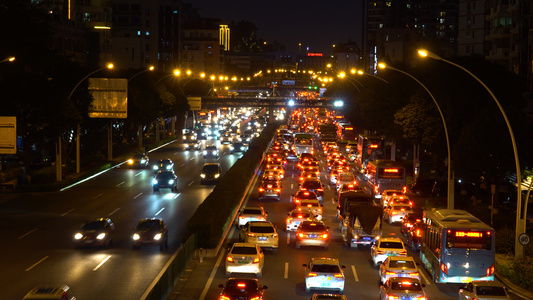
xmin=230 ymin=142 xmax=247 ymax=154
xmin=370 ymin=237 xmax=407 ymax=266
xmin=379 ymin=255 xmax=421 ymax=284
xmin=286 ymin=209 xmax=316 ymax=231
xmin=185 ymin=140 xmax=201 ymax=151
xmin=406 ymin=222 xmax=424 ymax=251
xmin=297 ymin=199 xmax=323 ymax=220
xmin=299 ymin=171 xmax=320 ymax=184
xmin=126 ymin=153 xmax=149 ymax=168
xmin=284 ymin=149 xmax=298 ymax=161
xmin=335 ymin=172 xmax=357 ymax=191
xmin=265 ymin=162 xmax=285 ymax=178
xmin=458 ymin=280 xmax=511 ymax=300
xmin=292 ymin=190 xmax=319 ymax=205
xmin=200 ymin=162 xmax=222 ymax=184
xmin=220 ymin=134 xmax=233 ymax=144
xmin=337 ymin=183 xmax=363 ymax=199
xmin=132 ymin=218 xmax=168 ymax=251
xmin=74 ymin=218 xmax=115 ymax=248
xmin=388 ymin=195 xmax=413 ymax=207
xmin=262 ymin=169 xmax=283 ymax=181
xmin=295 ymin=220 xmax=330 ymax=249
xmin=384 ymin=204 xmax=413 ymax=224
xmin=258 ymin=179 xmax=281 ymax=201
xmin=330 ymin=160 xmax=350 ymax=172
xmin=23 ymin=285 xmax=76 ymax=300
xmin=300 ymin=179 xmax=325 ymax=203
xmin=310 ymin=294 xmax=347 ymax=300
xmin=380 ymin=189 xmax=405 ymax=206
xmin=225 ymin=243 xmax=264 ymax=277
xmin=152 ymin=170 xmax=178 ymax=192
xmin=203 ymin=145 xmax=220 ymax=158
xmin=329 ymin=169 xmax=345 ymax=185
xmin=400 ymin=211 xmax=423 ymax=236
xmin=237 ymin=206 xmax=268 ymax=227
xmin=303 ymin=258 xmax=346 ymax=294
xmin=152 ymin=158 xmax=174 ymax=173
xmin=379 ymin=277 xmax=426 ymax=300
xmin=218 ymin=278 xmax=268 ymax=300
xmin=182 ymin=131 xmax=197 ymax=142
xmin=299 ymin=160 xmax=320 ymax=172
xmin=298 ymin=153 xmax=317 ymax=163
xmin=239 ymin=221 xmax=279 ymax=253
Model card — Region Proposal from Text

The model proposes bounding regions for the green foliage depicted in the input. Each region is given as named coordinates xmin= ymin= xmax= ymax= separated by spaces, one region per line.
xmin=496 ymin=254 xmax=533 ymax=291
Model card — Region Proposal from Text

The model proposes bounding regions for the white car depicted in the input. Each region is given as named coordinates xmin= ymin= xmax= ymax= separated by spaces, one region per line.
xmin=379 ymin=255 xmax=421 ymax=284
xmin=384 ymin=204 xmax=413 ymax=223
xmin=380 ymin=189 xmax=404 ymax=206
xmin=237 ymin=206 xmax=267 ymax=227
xmin=239 ymin=221 xmax=279 ymax=253
xmin=379 ymin=277 xmax=426 ymax=300
xmin=296 ymin=199 xmax=323 ymax=221
xmin=370 ymin=237 xmax=407 ymax=266
xmin=23 ymin=285 xmax=75 ymax=300
xmin=303 ymin=258 xmax=346 ymax=294
xmin=225 ymin=243 xmax=264 ymax=277
xmin=286 ymin=209 xmax=316 ymax=231
xmin=458 ymin=280 xmax=510 ymax=300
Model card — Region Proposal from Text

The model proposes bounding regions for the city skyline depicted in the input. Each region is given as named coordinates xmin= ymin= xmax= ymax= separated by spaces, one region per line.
xmin=192 ymin=0 xmax=363 ymax=53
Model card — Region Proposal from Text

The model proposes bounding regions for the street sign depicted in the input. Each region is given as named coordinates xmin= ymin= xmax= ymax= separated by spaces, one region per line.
xmin=88 ymin=78 xmax=128 ymax=118
xmin=0 ymin=116 xmax=16 ymax=154
xmin=187 ymin=97 xmax=202 ymax=111
xmin=519 ymin=233 xmax=530 ymax=246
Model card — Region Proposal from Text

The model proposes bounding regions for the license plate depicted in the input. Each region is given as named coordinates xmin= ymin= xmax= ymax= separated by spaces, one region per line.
xmin=309 ymin=234 xmax=318 ymax=238
xmin=401 ymin=297 xmax=414 ymax=300
xmin=267 ymin=190 xmax=273 ymax=192
xmin=258 ymin=237 xmax=267 ymax=241
xmin=363 ymin=237 xmax=371 ymax=241
xmin=320 ymin=282 xmax=331 ymax=287
xmin=460 ymin=277 xmax=473 ymax=283
xmin=237 ymin=260 xmax=249 ymax=264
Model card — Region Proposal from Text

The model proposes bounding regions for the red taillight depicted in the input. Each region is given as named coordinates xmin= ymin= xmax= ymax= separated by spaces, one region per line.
xmin=298 ymin=233 xmax=305 ymax=238
xmin=334 ymin=273 xmax=343 ymax=278
xmin=317 ymin=188 xmax=323 ymax=191
xmin=441 ymin=262 xmax=448 ymax=275
xmin=321 ymin=233 xmax=328 ymax=239
xmin=308 ymin=272 xmax=318 ymax=277
xmin=287 ymin=217 xmax=292 ymax=223
xmin=253 ymin=257 xmax=260 ymax=263
xmin=250 ymin=297 xmax=260 ymax=300
xmin=411 ymin=272 xmax=419 ymax=277
xmin=219 ymin=296 xmax=231 ymax=300
xmin=487 ymin=264 xmax=495 ymax=276
xmin=385 ymin=271 xmax=396 ymax=276
xmin=247 ymin=232 xmax=255 ymax=237
xmin=387 ymin=296 xmax=399 ymax=300
xmin=226 ymin=256 xmax=233 ymax=262
xmin=374 ymin=186 xmax=379 ymax=194
xmin=237 ymin=283 xmax=246 ymax=288
xmin=416 ymin=229 xmax=422 ymax=237
xmin=259 ymin=188 xmax=264 ymax=192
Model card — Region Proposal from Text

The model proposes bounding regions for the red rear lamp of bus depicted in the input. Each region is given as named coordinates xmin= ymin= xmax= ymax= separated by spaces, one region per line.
xmin=440 ymin=262 xmax=448 ymax=275
xmin=487 ymin=264 xmax=495 ymax=276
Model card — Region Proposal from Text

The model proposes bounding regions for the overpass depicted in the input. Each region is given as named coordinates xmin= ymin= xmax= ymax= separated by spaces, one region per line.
xmin=199 ymin=96 xmax=343 ymax=109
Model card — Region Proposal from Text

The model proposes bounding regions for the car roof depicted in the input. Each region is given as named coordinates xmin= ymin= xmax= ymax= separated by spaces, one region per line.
xmin=379 ymin=237 xmax=403 ymax=243
xmin=310 ymin=257 xmax=340 ymax=265
xmin=247 ymin=221 xmax=273 ymax=227
xmin=387 ymin=255 xmax=416 ymax=262
xmin=203 ymin=162 xmax=221 ymax=166
xmin=231 ymin=242 xmax=258 ymax=248
xmin=242 ymin=206 xmax=264 ymax=211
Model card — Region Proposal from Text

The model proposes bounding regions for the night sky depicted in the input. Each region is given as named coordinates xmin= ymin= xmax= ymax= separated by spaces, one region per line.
xmin=191 ymin=0 xmax=363 ymax=54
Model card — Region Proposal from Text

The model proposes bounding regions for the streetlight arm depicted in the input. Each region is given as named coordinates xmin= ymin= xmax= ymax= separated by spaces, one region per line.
xmin=68 ymin=67 xmax=107 ymax=100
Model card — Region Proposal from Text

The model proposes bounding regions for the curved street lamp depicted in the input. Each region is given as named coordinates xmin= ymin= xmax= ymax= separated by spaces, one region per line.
xmin=418 ymin=49 xmax=525 ymax=259
xmin=378 ymin=62 xmax=454 ymax=210
xmin=128 ymin=65 xmax=154 ymax=81
xmin=154 ymin=69 xmax=180 ymax=85
xmin=69 ymin=63 xmax=114 ymax=176
xmin=0 ymin=56 xmax=15 ymax=64
xmin=353 ymin=68 xmax=389 ymax=84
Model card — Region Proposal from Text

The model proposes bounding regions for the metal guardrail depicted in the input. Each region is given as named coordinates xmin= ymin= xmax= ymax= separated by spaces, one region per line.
xmin=140 ymin=233 xmax=197 ymax=300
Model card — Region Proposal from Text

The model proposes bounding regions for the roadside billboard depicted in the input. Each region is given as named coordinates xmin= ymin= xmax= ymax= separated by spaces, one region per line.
xmin=88 ymin=78 xmax=128 ymax=118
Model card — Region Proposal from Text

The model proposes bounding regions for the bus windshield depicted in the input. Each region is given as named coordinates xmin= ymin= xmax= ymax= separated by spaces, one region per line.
xmin=446 ymin=229 xmax=492 ymax=250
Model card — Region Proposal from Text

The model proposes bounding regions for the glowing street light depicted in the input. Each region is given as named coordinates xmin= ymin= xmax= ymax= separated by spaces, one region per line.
xmin=128 ymin=65 xmax=154 ymax=81
xmin=418 ymin=48 xmax=525 ymax=259
xmin=0 ymin=56 xmax=15 ymax=64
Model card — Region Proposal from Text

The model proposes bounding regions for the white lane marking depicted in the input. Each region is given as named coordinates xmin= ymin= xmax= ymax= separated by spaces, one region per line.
xmin=327 ymin=185 xmax=331 ymax=191
xmin=331 ymin=197 xmax=335 ymax=204
xmin=291 ymin=174 xmax=294 ymax=179
xmin=173 ymin=194 xmax=180 ymax=200
xmin=93 ymin=255 xmax=112 ymax=271
xmin=181 ymin=162 xmax=188 ymax=166
xmin=189 ymin=157 xmax=195 ymax=161
xmin=134 ymin=172 xmax=142 ymax=177
xmin=92 ymin=193 xmax=103 ymax=200
xmin=25 ymin=256 xmax=49 ymax=271
xmin=286 ymin=233 xmax=291 ymax=244
xmin=108 ymin=208 xmax=120 ymax=216
xmin=291 ymin=183 xmax=294 ymax=189
xmin=284 ymin=262 xmax=289 ymax=279
xmin=116 ymin=181 xmax=125 ymax=187
xmin=351 ymin=265 xmax=359 ymax=282
xmin=188 ymin=181 xmax=194 ymax=186
xmin=420 ymin=268 xmax=432 ymax=285
xmin=155 ymin=208 xmax=165 ymax=216
xmin=18 ymin=228 xmax=38 ymax=239
xmin=199 ymin=228 xmax=235 ymax=300
xmin=61 ymin=209 xmax=75 ymax=216
xmin=133 ymin=193 xmax=143 ymax=199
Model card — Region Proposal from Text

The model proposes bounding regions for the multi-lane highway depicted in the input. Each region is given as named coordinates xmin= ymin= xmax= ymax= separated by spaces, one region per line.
xmin=199 ymin=144 xmax=524 ymax=300
xmin=0 ymin=139 xmax=242 ymax=299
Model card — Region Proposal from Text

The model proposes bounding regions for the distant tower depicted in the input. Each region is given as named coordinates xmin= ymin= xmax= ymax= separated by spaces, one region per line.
xmin=219 ymin=25 xmax=230 ymax=51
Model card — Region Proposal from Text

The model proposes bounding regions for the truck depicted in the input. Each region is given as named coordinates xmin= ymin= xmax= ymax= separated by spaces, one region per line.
xmin=317 ymin=123 xmax=337 ymax=143
xmin=336 ymin=191 xmax=373 ymax=225
xmin=345 ymin=203 xmax=383 ymax=249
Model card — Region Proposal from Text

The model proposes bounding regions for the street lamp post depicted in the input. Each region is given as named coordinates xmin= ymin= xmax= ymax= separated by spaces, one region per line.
xmin=0 ymin=56 xmax=15 ymax=64
xmin=418 ymin=49 xmax=525 ymax=258
xmin=336 ymin=72 xmax=362 ymax=92
xmin=378 ymin=62 xmax=454 ymax=209
xmin=69 ymin=63 xmax=114 ymax=175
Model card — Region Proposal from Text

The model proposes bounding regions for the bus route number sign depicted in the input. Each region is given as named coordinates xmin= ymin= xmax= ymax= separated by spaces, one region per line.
xmin=519 ymin=233 xmax=530 ymax=246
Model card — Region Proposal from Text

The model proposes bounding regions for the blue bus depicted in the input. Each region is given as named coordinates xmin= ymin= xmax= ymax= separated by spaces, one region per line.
xmin=420 ymin=209 xmax=495 ymax=283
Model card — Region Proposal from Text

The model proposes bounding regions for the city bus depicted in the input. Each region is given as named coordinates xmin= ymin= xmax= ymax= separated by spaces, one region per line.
xmin=337 ymin=122 xmax=356 ymax=144
xmin=364 ymin=159 xmax=406 ymax=198
xmin=420 ymin=209 xmax=495 ymax=283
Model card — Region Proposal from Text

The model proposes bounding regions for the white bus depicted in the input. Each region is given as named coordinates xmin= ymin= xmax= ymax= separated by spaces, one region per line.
xmin=364 ymin=159 xmax=406 ymax=198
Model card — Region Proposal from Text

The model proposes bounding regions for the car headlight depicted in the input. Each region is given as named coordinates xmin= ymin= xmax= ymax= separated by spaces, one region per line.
xmin=168 ymin=179 xmax=175 ymax=184
xmin=182 ymin=136 xmax=186 ymax=140
xmin=154 ymin=233 xmax=162 ymax=240
xmin=74 ymin=233 xmax=83 ymax=240
xmin=132 ymin=233 xmax=140 ymax=240
xmin=215 ymin=174 xmax=220 ymax=178
xmin=212 ymin=151 xmax=217 ymax=155
xmin=230 ymin=147 xmax=234 ymax=150
xmin=166 ymin=165 xmax=172 ymax=170
xmin=140 ymin=159 xmax=146 ymax=163
xmin=203 ymin=151 xmax=207 ymax=155
xmin=200 ymin=173 xmax=206 ymax=178
xmin=152 ymin=178 xmax=158 ymax=185
xmin=127 ymin=159 xmax=134 ymax=164
xmin=153 ymin=165 xmax=159 ymax=170
xmin=96 ymin=233 xmax=106 ymax=240
xmin=240 ymin=147 xmax=245 ymax=150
